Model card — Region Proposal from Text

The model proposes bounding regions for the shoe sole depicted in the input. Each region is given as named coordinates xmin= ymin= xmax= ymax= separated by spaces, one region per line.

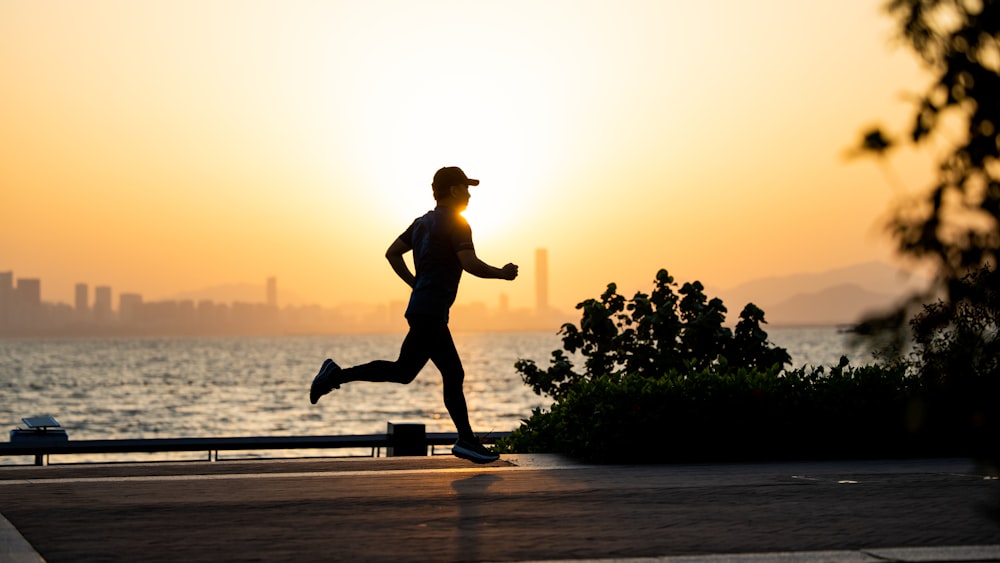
xmin=452 ymin=445 xmax=500 ymax=464
xmin=310 ymin=359 xmax=338 ymax=404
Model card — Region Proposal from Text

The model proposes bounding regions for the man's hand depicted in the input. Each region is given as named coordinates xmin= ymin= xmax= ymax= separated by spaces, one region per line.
xmin=500 ymin=263 xmax=519 ymax=281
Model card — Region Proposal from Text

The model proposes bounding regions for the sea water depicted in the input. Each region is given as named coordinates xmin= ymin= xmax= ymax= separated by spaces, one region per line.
xmin=0 ymin=327 xmax=870 ymax=462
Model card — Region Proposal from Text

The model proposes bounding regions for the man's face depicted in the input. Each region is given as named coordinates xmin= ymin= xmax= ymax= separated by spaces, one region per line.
xmin=450 ymin=184 xmax=471 ymax=210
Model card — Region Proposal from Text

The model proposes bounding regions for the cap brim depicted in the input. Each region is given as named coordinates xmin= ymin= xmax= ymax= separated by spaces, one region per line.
xmin=467 ymin=178 xmax=480 ymax=186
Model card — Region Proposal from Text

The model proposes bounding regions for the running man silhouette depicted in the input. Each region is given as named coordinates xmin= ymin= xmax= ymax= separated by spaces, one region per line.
xmin=310 ymin=166 xmax=519 ymax=463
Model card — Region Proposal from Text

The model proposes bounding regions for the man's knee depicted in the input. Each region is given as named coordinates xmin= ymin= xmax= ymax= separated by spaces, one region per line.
xmin=397 ymin=369 xmax=419 ymax=384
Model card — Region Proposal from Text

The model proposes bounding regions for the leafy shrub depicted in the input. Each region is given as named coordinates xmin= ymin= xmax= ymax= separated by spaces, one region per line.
xmin=496 ymin=269 xmax=973 ymax=462
xmin=903 ymin=265 xmax=1000 ymax=461
xmin=512 ymin=269 xmax=791 ymax=401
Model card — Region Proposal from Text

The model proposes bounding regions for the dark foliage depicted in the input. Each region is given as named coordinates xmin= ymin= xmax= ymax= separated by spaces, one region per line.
xmin=498 ymin=268 xmax=996 ymax=463
xmin=498 ymin=361 xmax=933 ymax=464
xmin=852 ymin=0 xmax=1000 ymax=465
xmin=512 ymin=269 xmax=789 ymax=403
xmin=859 ymin=0 xmax=1000 ymax=282
xmin=901 ymin=265 xmax=1000 ymax=460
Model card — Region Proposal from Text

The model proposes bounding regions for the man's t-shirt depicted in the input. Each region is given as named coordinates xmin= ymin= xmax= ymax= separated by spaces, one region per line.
xmin=401 ymin=205 xmax=474 ymax=322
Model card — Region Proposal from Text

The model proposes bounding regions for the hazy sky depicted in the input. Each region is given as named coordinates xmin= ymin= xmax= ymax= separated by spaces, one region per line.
xmin=2 ymin=1 xmax=937 ymax=312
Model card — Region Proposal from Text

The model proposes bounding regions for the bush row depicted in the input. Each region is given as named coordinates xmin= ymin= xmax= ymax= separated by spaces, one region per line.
xmin=497 ymin=360 xmax=997 ymax=463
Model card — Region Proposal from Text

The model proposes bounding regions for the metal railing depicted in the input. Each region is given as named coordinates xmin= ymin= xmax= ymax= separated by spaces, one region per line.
xmin=0 ymin=431 xmax=511 ymax=466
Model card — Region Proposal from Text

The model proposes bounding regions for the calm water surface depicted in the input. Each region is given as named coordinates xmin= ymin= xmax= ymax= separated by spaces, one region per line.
xmin=0 ymin=327 xmax=868 ymax=462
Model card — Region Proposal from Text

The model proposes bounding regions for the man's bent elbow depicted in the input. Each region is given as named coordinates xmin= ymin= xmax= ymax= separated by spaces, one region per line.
xmin=386 ymin=237 xmax=411 ymax=259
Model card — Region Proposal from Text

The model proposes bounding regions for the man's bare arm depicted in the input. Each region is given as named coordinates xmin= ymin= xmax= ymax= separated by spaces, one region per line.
xmin=457 ymin=249 xmax=518 ymax=281
xmin=386 ymin=236 xmax=416 ymax=288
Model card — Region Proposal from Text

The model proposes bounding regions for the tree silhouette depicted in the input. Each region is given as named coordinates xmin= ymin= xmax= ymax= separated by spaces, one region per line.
xmin=855 ymin=0 xmax=999 ymax=462
xmin=855 ymin=0 xmax=999 ymax=339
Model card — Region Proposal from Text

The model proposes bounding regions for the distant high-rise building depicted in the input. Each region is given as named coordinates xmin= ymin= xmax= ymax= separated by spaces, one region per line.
xmin=94 ymin=286 xmax=112 ymax=322
xmin=15 ymin=278 xmax=41 ymax=307
xmin=14 ymin=278 xmax=41 ymax=327
xmin=119 ymin=293 xmax=143 ymax=323
xmin=75 ymin=283 xmax=89 ymax=313
xmin=0 ymin=271 xmax=12 ymax=326
xmin=535 ymin=248 xmax=549 ymax=313
xmin=267 ymin=276 xmax=277 ymax=308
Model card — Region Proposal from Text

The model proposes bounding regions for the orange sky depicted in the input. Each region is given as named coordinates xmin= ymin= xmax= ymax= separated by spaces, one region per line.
xmin=1 ymin=1 xmax=937 ymax=313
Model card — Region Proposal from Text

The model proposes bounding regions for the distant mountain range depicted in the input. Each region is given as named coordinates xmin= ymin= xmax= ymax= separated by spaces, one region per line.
xmin=711 ymin=261 xmax=931 ymax=327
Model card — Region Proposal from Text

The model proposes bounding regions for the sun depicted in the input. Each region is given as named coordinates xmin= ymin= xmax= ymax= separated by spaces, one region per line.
xmin=311 ymin=15 xmax=580 ymax=256
xmin=337 ymin=61 xmax=559 ymax=247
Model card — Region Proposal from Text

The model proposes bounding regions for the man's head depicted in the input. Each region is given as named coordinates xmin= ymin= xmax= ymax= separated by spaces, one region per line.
xmin=432 ymin=166 xmax=479 ymax=204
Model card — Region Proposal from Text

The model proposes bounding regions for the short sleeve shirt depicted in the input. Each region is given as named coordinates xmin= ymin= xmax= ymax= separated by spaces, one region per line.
xmin=401 ymin=205 xmax=474 ymax=322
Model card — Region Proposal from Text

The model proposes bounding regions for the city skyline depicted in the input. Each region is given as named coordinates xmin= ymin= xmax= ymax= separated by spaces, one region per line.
xmin=0 ymin=248 xmax=568 ymax=336
xmin=1 ymin=257 xmax=926 ymax=335
xmin=2 ymin=246 xmax=556 ymax=312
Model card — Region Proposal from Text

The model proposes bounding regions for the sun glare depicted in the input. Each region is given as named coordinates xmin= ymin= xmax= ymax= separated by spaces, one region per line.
xmin=333 ymin=34 xmax=559 ymax=246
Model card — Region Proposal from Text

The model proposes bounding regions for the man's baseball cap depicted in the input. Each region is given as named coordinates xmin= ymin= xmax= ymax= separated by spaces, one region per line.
xmin=432 ymin=166 xmax=480 ymax=189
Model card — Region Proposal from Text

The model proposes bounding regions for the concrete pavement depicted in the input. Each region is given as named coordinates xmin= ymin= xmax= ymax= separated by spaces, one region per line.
xmin=0 ymin=455 xmax=998 ymax=562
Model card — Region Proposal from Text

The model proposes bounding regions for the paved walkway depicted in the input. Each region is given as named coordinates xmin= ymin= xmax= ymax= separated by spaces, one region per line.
xmin=0 ymin=455 xmax=998 ymax=562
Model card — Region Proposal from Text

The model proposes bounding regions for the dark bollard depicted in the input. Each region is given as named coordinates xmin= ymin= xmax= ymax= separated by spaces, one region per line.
xmin=10 ymin=416 xmax=68 ymax=466
xmin=386 ymin=422 xmax=426 ymax=457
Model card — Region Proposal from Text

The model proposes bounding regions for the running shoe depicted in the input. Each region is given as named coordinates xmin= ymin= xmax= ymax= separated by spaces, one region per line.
xmin=309 ymin=358 xmax=342 ymax=404
xmin=452 ymin=438 xmax=500 ymax=464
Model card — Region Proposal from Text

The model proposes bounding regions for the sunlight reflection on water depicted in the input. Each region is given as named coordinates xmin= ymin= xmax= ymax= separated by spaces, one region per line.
xmin=0 ymin=327 xmax=861 ymax=462
xmin=0 ymin=333 xmax=562 ymax=441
